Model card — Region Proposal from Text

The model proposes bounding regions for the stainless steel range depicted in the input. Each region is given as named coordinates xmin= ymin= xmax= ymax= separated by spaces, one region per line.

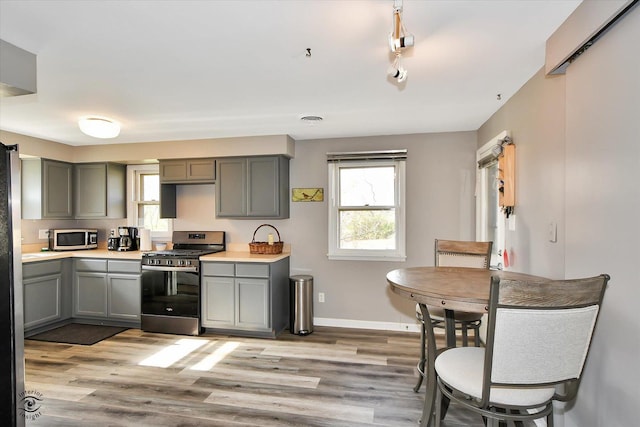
xmin=141 ymin=231 xmax=225 ymax=336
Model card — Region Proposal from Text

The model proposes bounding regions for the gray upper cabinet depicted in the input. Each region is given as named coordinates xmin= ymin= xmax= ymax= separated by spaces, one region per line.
xmin=22 ymin=158 xmax=74 ymax=219
xmin=216 ymin=156 xmax=289 ymax=219
xmin=74 ymin=162 xmax=126 ymax=218
xmin=159 ymin=158 xmax=216 ymax=219
xmin=160 ymin=158 xmax=215 ymax=183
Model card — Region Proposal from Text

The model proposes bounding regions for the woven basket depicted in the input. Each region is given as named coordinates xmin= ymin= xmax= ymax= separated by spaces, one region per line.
xmin=249 ymin=224 xmax=284 ymax=255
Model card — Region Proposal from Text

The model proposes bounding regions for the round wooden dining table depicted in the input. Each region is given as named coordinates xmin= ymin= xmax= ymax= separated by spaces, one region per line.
xmin=386 ymin=266 xmax=549 ymax=427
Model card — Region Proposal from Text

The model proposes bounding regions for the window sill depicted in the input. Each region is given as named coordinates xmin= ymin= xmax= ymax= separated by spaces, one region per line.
xmin=327 ymin=254 xmax=407 ymax=262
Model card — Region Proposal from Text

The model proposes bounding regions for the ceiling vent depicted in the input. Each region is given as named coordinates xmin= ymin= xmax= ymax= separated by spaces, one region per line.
xmin=0 ymin=39 xmax=37 ymax=97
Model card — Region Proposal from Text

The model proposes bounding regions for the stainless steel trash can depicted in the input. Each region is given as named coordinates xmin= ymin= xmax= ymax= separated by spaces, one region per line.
xmin=290 ymin=275 xmax=313 ymax=335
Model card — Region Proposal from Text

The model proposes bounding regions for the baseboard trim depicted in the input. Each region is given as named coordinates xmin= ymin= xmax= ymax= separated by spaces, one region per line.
xmin=314 ymin=317 xmax=421 ymax=333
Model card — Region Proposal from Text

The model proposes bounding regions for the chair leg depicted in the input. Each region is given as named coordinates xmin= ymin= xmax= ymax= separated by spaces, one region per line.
xmin=434 ymin=382 xmax=442 ymax=427
xmin=413 ymin=321 xmax=426 ymax=392
xmin=474 ymin=325 xmax=481 ymax=347
xmin=461 ymin=322 xmax=469 ymax=347
xmin=547 ymin=410 xmax=554 ymax=427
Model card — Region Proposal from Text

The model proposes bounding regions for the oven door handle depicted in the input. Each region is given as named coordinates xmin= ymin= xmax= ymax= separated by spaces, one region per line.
xmin=142 ymin=265 xmax=199 ymax=273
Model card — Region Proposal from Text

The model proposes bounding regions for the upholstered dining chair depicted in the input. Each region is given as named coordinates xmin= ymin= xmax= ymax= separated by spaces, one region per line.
xmin=434 ymin=273 xmax=610 ymax=427
xmin=414 ymin=239 xmax=492 ymax=392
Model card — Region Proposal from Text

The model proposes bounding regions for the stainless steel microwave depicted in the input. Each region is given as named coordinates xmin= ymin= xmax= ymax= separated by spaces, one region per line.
xmin=49 ymin=229 xmax=98 ymax=251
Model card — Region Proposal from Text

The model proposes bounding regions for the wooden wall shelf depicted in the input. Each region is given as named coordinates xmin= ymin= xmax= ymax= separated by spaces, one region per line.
xmin=499 ymin=144 xmax=515 ymax=208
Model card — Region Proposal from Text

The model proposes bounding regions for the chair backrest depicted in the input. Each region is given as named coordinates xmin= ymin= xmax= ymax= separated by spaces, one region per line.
xmin=482 ymin=274 xmax=609 ymax=403
xmin=434 ymin=239 xmax=492 ymax=269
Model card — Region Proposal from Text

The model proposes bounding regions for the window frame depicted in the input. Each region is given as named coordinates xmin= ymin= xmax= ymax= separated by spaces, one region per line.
xmin=328 ymin=158 xmax=406 ymax=261
xmin=126 ymin=164 xmax=172 ymax=240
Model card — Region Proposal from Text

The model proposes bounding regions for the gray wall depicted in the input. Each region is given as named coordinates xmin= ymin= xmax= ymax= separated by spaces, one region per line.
xmin=478 ymin=6 xmax=639 ymax=426
xmin=563 ymin=7 xmax=639 ymax=427
xmin=173 ymin=132 xmax=478 ymax=327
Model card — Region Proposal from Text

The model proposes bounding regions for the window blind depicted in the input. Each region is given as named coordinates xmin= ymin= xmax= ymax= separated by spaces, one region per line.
xmin=327 ymin=149 xmax=407 ymax=163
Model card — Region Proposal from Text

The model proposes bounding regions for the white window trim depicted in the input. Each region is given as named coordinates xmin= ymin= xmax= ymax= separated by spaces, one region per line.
xmin=476 ymin=131 xmax=508 ymax=269
xmin=328 ymin=159 xmax=406 ymax=262
xmin=126 ymin=164 xmax=172 ymax=240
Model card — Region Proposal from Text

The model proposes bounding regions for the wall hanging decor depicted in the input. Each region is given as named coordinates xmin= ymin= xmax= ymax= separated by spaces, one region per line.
xmin=292 ymin=188 xmax=324 ymax=202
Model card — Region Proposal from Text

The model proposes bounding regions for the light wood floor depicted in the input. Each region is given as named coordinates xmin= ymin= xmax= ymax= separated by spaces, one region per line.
xmin=24 ymin=326 xmax=488 ymax=426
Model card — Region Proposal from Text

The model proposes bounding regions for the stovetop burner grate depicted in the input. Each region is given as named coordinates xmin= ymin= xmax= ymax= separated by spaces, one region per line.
xmin=142 ymin=230 xmax=225 ymax=260
xmin=142 ymin=249 xmax=222 ymax=258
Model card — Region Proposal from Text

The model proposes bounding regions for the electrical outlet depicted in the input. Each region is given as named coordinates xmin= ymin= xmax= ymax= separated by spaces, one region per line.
xmin=38 ymin=229 xmax=50 ymax=240
xmin=318 ymin=292 xmax=325 ymax=303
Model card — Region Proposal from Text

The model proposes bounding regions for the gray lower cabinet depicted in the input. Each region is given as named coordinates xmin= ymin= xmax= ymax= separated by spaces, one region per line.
xmin=23 ymin=259 xmax=71 ymax=331
xmin=201 ymin=257 xmax=289 ymax=337
xmin=73 ymin=259 xmax=141 ymax=322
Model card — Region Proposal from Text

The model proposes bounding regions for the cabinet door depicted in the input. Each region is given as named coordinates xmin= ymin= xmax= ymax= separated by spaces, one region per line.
xmin=24 ymin=274 xmax=61 ymax=329
xmin=247 ymin=157 xmax=279 ymax=217
xmin=236 ymin=277 xmax=270 ymax=329
xmin=186 ymin=159 xmax=215 ymax=181
xmin=75 ymin=163 xmax=107 ymax=217
xmin=43 ymin=159 xmax=73 ymax=218
xmin=201 ymin=276 xmax=235 ymax=327
xmin=215 ymin=158 xmax=247 ymax=217
xmin=108 ymin=274 xmax=141 ymax=320
xmin=160 ymin=160 xmax=187 ymax=182
xmin=74 ymin=272 xmax=108 ymax=317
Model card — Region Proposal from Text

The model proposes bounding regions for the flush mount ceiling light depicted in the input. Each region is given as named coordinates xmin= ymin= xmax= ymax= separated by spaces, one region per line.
xmin=78 ymin=117 xmax=120 ymax=139
xmin=388 ymin=0 xmax=414 ymax=83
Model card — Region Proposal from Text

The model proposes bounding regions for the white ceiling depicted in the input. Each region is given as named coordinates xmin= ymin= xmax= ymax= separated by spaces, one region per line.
xmin=0 ymin=0 xmax=581 ymax=146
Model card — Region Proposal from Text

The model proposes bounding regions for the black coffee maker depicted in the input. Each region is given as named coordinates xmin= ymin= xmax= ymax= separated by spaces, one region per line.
xmin=115 ymin=227 xmax=138 ymax=251
xmin=107 ymin=229 xmax=119 ymax=251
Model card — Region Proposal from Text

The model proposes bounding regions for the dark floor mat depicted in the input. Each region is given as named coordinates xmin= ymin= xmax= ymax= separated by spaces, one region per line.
xmin=27 ymin=324 xmax=128 ymax=345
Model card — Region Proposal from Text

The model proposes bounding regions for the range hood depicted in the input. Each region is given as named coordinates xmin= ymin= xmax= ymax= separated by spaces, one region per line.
xmin=0 ymin=39 xmax=37 ymax=97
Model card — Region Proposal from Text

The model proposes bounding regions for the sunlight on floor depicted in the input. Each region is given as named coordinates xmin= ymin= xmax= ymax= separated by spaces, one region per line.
xmin=190 ymin=341 xmax=240 ymax=371
xmin=139 ymin=338 xmax=209 ymax=368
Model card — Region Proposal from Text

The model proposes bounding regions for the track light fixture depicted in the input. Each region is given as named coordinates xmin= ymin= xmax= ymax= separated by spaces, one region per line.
xmin=388 ymin=0 xmax=413 ymax=83
xmin=388 ymin=55 xmax=408 ymax=83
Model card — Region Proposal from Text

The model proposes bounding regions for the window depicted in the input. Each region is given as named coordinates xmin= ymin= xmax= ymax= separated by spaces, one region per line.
xmin=476 ymin=132 xmax=507 ymax=269
xmin=328 ymin=151 xmax=406 ymax=261
xmin=127 ymin=164 xmax=171 ymax=239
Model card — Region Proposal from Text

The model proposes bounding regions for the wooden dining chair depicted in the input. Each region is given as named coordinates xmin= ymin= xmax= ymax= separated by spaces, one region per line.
xmin=434 ymin=273 xmax=610 ymax=427
xmin=414 ymin=239 xmax=492 ymax=392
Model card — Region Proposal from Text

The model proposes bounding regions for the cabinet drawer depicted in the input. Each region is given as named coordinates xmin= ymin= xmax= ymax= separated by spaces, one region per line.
xmin=236 ymin=263 xmax=269 ymax=278
xmin=202 ymin=262 xmax=235 ymax=277
xmin=23 ymin=260 xmax=63 ymax=278
xmin=108 ymin=260 xmax=141 ymax=274
xmin=75 ymin=258 xmax=107 ymax=272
